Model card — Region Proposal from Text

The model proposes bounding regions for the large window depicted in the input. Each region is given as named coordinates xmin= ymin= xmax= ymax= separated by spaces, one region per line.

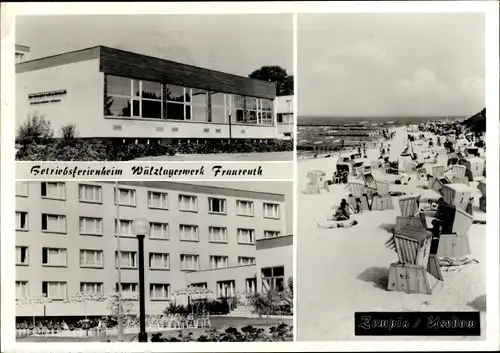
xmin=192 ymin=88 xmax=208 ymax=122
xmin=150 ymin=283 xmax=170 ymax=300
xmin=236 ymin=200 xmax=254 ymax=216
xmin=234 ymin=96 xmax=274 ymax=125
xmin=148 ymin=191 xmax=168 ymax=209
xmin=116 ymin=283 xmax=138 ymax=298
xmin=42 ymin=281 xmax=67 ymax=299
xmin=237 ymin=228 xmax=255 ymax=244
xmin=41 ymin=214 xmax=66 ymax=233
xmin=106 ymin=75 xmax=162 ymax=119
xmin=263 ymin=203 xmax=280 ymax=219
xmin=238 ymin=256 xmax=256 ymax=266
xmin=115 ymin=219 xmax=134 ymax=237
xmin=260 ymin=99 xmax=274 ymax=125
xmin=179 ymin=224 xmax=199 ymax=241
xmin=208 ymin=198 xmax=226 ymax=214
xmin=262 ymin=266 xmax=285 ymax=292
xmin=217 ymin=280 xmax=235 ymax=298
xmin=16 ymin=281 xmax=28 ymax=298
xmin=149 ymin=253 xmax=170 ymax=270
xmin=79 ymin=249 xmax=103 ymax=268
xmin=42 ymin=248 xmax=67 ymax=267
xmin=115 ymin=188 xmax=136 ymax=207
xmin=16 ymin=246 xmax=28 ymax=265
xmin=209 ymin=256 xmax=229 ymax=270
xmin=16 ymin=212 xmax=28 ymax=231
xmin=209 ymin=91 xmax=226 ymax=123
xmin=80 ymin=282 xmax=104 ymax=294
xmin=150 ymin=222 xmax=169 ymax=239
xmin=79 ymin=184 xmax=102 ymax=203
xmin=166 ymin=84 xmax=192 ymax=120
xmin=209 ymin=226 xmax=227 ymax=243
xmin=180 ymin=254 xmax=199 ymax=271
xmin=264 ymin=230 xmax=281 ymax=239
xmin=179 ymin=195 xmax=198 ymax=212
xmin=41 ymin=182 xmax=66 ymax=200
xmin=115 ymin=251 xmax=137 ymax=268
xmin=80 ymin=217 xmax=103 ymax=236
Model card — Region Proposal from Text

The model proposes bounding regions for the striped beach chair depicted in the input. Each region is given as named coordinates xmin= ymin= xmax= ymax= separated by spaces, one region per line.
xmin=451 ymin=165 xmax=466 ymax=179
xmin=375 ymin=180 xmax=390 ymax=196
xmin=432 ymin=165 xmax=445 ymax=178
xmin=348 ymin=181 xmax=366 ymax=198
xmin=399 ymin=195 xmax=421 ymax=217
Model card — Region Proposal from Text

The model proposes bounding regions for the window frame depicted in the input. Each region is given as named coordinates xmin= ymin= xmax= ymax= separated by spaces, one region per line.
xmin=115 ymin=188 xmax=137 ymax=207
xmin=208 ymin=226 xmax=228 ymax=243
xmin=263 ymin=203 xmax=280 ymax=219
xmin=78 ymin=184 xmax=103 ymax=204
xmin=41 ymin=213 xmax=67 ymax=234
xmin=80 ymin=282 xmax=104 ymax=294
xmin=147 ymin=191 xmax=169 ymax=210
xmin=149 ymin=283 xmax=171 ymax=301
xmin=236 ymin=200 xmax=254 ymax=217
xmin=261 ymin=266 xmax=286 ymax=292
xmin=16 ymin=211 xmax=29 ymax=231
xmin=237 ymin=228 xmax=255 ymax=245
xmin=178 ymin=194 xmax=198 ymax=212
xmin=16 ymin=246 xmax=29 ymax=266
xmin=179 ymin=224 xmax=199 ymax=242
xmin=42 ymin=281 xmax=67 ymax=300
xmin=238 ymin=256 xmax=256 ymax=266
xmin=15 ymin=182 xmax=29 ymax=197
xmin=180 ymin=254 xmax=199 ymax=271
xmin=114 ymin=219 xmax=135 ymax=238
xmin=149 ymin=252 xmax=170 ymax=270
xmin=16 ymin=281 xmax=29 ymax=298
xmin=41 ymin=182 xmax=66 ymax=200
xmin=79 ymin=216 xmax=104 ymax=236
xmin=264 ymin=230 xmax=281 ymax=239
xmin=209 ymin=255 xmax=229 ymax=270
xmin=149 ymin=222 xmax=169 ymax=240
xmin=42 ymin=247 xmax=68 ymax=267
xmin=79 ymin=249 xmax=104 ymax=268
xmin=208 ymin=197 xmax=227 ymax=215
xmin=115 ymin=250 xmax=138 ymax=269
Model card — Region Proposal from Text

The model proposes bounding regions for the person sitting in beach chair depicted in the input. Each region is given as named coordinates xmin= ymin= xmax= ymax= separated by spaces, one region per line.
xmin=328 ymin=199 xmax=351 ymax=221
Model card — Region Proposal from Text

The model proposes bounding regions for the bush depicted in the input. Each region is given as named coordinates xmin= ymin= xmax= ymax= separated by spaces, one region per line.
xmin=16 ymin=113 xmax=54 ymax=147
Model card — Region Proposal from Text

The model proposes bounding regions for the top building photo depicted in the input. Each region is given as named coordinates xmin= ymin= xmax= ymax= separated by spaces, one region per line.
xmin=15 ymin=15 xmax=294 ymax=161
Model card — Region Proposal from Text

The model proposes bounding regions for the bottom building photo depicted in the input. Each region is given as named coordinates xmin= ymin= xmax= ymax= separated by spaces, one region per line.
xmin=14 ymin=180 xmax=293 ymax=342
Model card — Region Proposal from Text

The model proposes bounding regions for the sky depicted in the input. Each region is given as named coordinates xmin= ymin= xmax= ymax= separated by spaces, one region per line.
xmin=298 ymin=13 xmax=485 ymax=117
xmin=16 ymin=14 xmax=293 ymax=77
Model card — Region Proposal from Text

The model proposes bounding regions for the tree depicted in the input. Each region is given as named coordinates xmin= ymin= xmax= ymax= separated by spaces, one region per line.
xmin=248 ymin=66 xmax=294 ymax=96
xmin=16 ymin=113 xmax=54 ymax=147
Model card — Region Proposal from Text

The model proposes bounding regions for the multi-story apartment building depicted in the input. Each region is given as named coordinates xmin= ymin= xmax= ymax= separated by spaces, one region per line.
xmin=16 ymin=45 xmax=286 ymax=144
xmin=15 ymin=181 xmax=291 ymax=318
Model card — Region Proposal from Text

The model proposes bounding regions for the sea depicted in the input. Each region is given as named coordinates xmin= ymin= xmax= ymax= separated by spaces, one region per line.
xmin=298 ymin=115 xmax=466 ymax=126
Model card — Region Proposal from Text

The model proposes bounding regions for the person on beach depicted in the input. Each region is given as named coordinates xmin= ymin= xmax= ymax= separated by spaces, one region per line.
xmin=329 ymin=199 xmax=351 ymax=221
xmin=317 ymin=220 xmax=358 ymax=229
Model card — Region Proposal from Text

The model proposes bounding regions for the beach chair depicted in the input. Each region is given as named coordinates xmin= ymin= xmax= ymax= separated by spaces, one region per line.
xmin=432 ymin=165 xmax=445 ymax=178
xmin=436 ymin=233 xmax=471 ymax=259
xmin=375 ymin=180 xmax=390 ymax=196
xmin=306 ymin=170 xmax=327 ymax=194
xmin=398 ymin=195 xmax=421 ymax=217
xmin=348 ymin=181 xmax=366 ymax=198
xmin=395 ymin=212 xmax=427 ymax=232
xmin=451 ymin=165 xmax=466 ymax=179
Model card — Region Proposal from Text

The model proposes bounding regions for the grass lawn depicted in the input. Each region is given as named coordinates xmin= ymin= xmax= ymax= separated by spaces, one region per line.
xmin=17 ymin=316 xmax=293 ymax=342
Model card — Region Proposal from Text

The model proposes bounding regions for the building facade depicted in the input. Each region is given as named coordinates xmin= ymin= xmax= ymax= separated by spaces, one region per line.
xmin=15 ymin=181 xmax=290 ymax=318
xmin=16 ymin=46 xmax=284 ymax=144
xmin=15 ymin=44 xmax=30 ymax=63
xmin=276 ymin=95 xmax=294 ymax=140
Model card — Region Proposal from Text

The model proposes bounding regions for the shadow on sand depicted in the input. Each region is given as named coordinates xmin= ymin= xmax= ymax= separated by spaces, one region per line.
xmin=467 ymin=295 xmax=486 ymax=312
xmin=379 ymin=223 xmax=395 ymax=234
xmin=357 ymin=267 xmax=390 ymax=291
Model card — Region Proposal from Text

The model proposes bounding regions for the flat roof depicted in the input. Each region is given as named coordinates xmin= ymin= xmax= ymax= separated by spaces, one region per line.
xmin=15 ymin=44 xmax=30 ymax=53
xmin=16 ymin=45 xmax=276 ymax=99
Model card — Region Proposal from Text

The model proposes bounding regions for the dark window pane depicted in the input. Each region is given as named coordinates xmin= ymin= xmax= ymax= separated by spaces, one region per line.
xmin=132 ymin=100 xmax=140 ymax=117
xmin=166 ymin=85 xmax=185 ymax=103
xmin=273 ymin=266 xmax=284 ymax=277
xmin=41 ymin=215 xmax=47 ymax=230
xmin=132 ymin=79 xmax=140 ymax=97
xmin=41 ymin=183 xmax=47 ymax=196
xmin=275 ymin=278 xmax=284 ymax=291
xmin=262 ymin=268 xmax=272 ymax=277
xmin=236 ymin=110 xmax=244 ymax=122
xmin=107 ymin=96 xmax=131 ymax=117
xmin=185 ymin=105 xmax=191 ymax=120
xmin=142 ymin=81 xmax=161 ymax=100
xmin=107 ymin=75 xmax=131 ymax=96
xmin=42 ymin=282 xmax=48 ymax=296
xmin=185 ymin=89 xmax=191 ymax=103
xmin=166 ymin=103 xmax=185 ymax=120
xmin=142 ymin=100 xmax=162 ymax=119
xmin=42 ymin=248 xmax=48 ymax=264
xmin=277 ymin=113 xmax=283 ymax=123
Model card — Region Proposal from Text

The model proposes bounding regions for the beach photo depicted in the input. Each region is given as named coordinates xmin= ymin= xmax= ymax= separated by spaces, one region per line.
xmin=14 ymin=180 xmax=293 ymax=342
xmin=296 ymin=13 xmax=488 ymax=341
xmin=14 ymin=14 xmax=294 ymax=162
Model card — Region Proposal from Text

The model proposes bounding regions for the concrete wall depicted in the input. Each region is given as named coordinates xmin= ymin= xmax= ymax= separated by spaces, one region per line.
xmin=16 ymin=181 xmax=286 ymax=317
xmin=255 ymin=235 xmax=293 ymax=293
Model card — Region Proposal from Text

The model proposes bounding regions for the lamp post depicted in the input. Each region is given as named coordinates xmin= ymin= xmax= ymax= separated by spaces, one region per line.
xmin=132 ymin=218 xmax=150 ymax=343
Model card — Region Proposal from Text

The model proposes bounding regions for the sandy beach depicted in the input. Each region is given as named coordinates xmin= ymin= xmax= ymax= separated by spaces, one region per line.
xmin=297 ymin=126 xmax=486 ymax=341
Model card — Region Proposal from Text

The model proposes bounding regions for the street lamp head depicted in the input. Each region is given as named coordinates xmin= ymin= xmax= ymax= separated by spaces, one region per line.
xmin=132 ymin=218 xmax=150 ymax=236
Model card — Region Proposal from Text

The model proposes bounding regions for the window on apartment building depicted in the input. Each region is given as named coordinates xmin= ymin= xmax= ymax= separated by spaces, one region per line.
xmin=246 ymin=278 xmax=257 ymax=294
xmin=15 ymin=182 xmax=29 ymax=197
xmin=277 ymin=113 xmax=284 ymax=124
xmin=115 ymin=219 xmax=133 ymax=237
xmin=148 ymin=191 xmax=168 ymax=209
xmin=115 ymin=188 xmax=136 ymax=207
xmin=238 ymin=257 xmax=256 ymax=266
xmin=236 ymin=200 xmax=254 ymax=216
xmin=209 ymin=256 xmax=229 ymax=270
xmin=180 ymin=254 xmax=199 ymax=271
xmin=41 ymin=182 xmax=66 ymax=200
xmin=16 ymin=246 xmax=29 ymax=265
xmin=208 ymin=198 xmax=226 ymax=214
xmin=79 ymin=217 xmax=103 ymax=235
xmin=16 ymin=281 xmax=29 ymax=298
xmin=208 ymin=90 xmax=226 ymax=123
xmin=263 ymin=203 xmax=280 ymax=219
xmin=261 ymin=266 xmax=285 ymax=292
xmin=116 ymin=283 xmax=138 ymax=298
xmin=41 ymin=214 xmax=66 ymax=233
xmin=264 ymin=230 xmax=281 ymax=239
xmin=42 ymin=281 xmax=67 ymax=299
xmin=79 ymin=249 xmax=104 ymax=268
xmin=42 ymin=248 xmax=67 ymax=267
xmin=150 ymin=283 xmax=170 ymax=300
xmin=16 ymin=212 xmax=28 ymax=231
xmin=80 ymin=282 xmax=104 ymax=294
xmin=149 ymin=222 xmax=169 ymax=239
xmin=191 ymin=282 xmax=207 ymax=289
xmin=149 ymin=253 xmax=170 ymax=270
xmin=237 ymin=228 xmax=255 ymax=244
xmin=179 ymin=224 xmax=199 ymax=241
xmin=208 ymin=226 xmax=228 ymax=243
xmin=79 ymin=184 xmax=102 ymax=203
xmin=217 ymin=280 xmax=235 ymax=298
xmin=115 ymin=251 xmax=137 ymax=268
xmin=234 ymin=96 xmax=273 ymax=125
xmin=106 ymin=75 xmax=162 ymax=119
xmin=178 ymin=195 xmax=198 ymax=212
